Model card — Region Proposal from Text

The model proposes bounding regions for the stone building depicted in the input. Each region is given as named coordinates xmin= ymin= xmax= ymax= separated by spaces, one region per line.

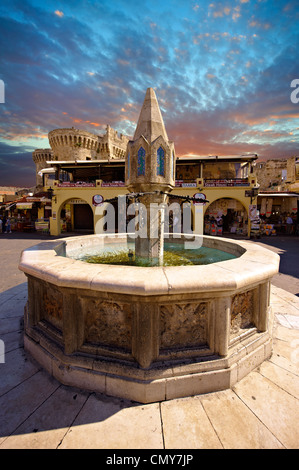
xmin=255 ymin=159 xmax=288 ymax=191
xmin=255 ymin=157 xmax=299 ymax=229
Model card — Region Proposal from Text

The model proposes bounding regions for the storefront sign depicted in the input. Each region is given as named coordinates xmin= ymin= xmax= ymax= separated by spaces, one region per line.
xmin=193 ymin=193 xmax=206 ymax=204
xmin=57 ymin=182 xmax=96 ymax=187
xmin=182 ymin=182 xmax=197 ymax=187
xmin=92 ymin=195 xmax=104 ymax=206
xmin=175 ymin=180 xmax=197 ymax=187
xmin=68 ymin=199 xmax=86 ymax=205
xmin=205 ymin=179 xmax=249 ymax=187
xmin=101 ymin=181 xmax=125 ymax=187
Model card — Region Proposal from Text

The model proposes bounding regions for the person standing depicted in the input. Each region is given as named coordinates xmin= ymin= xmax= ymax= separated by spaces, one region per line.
xmin=5 ymin=218 xmax=11 ymax=233
xmin=286 ymin=214 xmax=293 ymax=235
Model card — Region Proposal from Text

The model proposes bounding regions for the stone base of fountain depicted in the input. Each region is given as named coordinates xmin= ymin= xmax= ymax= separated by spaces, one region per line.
xmin=20 ymin=234 xmax=279 ymax=403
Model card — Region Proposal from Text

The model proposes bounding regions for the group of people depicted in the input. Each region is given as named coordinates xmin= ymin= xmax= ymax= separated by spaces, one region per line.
xmin=0 ymin=216 xmax=12 ymax=233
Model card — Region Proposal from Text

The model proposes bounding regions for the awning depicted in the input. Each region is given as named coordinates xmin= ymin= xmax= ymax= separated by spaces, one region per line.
xmin=258 ymin=192 xmax=299 ymax=197
xmin=38 ymin=168 xmax=56 ymax=176
xmin=5 ymin=203 xmax=16 ymax=210
xmin=26 ymin=196 xmax=51 ymax=203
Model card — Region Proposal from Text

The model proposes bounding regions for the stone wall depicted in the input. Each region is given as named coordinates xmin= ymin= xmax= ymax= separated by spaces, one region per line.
xmin=255 ymin=159 xmax=288 ymax=191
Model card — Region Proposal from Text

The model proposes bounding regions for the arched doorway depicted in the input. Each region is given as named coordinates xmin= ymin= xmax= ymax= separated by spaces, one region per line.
xmin=204 ymin=197 xmax=248 ymax=237
xmin=74 ymin=203 xmax=93 ymax=231
xmin=60 ymin=198 xmax=94 ymax=233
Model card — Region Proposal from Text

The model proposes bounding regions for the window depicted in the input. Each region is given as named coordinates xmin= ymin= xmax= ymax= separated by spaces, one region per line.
xmin=137 ymin=147 xmax=146 ymax=176
xmin=157 ymin=146 xmax=165 ymax=176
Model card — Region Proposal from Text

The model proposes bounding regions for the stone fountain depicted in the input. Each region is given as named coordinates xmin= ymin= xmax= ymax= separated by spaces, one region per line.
xmin=19 ymin=88 xmax=280 ymax=403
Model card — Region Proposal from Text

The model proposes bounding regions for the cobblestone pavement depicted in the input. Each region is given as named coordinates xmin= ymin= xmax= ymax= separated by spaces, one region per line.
xmin=0 ymin=233 xmax=298 ymax=449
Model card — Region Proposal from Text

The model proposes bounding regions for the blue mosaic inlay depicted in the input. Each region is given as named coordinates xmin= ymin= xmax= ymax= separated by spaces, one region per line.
xmin=157 ymin=146 xmax=165 ymax=176
xmin=137 ymin=147 xmax=146 ymax=176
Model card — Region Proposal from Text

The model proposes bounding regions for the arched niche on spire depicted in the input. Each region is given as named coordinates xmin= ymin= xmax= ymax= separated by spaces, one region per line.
xmin=137 ymin=146 xmax=146 ymax=176
xmin=157 ymin=145 xmax=165 ymax=177
xmin=126 ymin=135 xmax=150 ymax=187
xmin=151 ymin=134 xmax=175 ymax=185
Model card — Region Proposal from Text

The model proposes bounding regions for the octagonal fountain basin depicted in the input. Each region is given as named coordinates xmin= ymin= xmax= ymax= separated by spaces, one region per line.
xmin=19 ymin=233 xmax=280 ymax=403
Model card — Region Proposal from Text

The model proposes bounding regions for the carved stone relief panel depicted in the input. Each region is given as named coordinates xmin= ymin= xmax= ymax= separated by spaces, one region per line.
xmin=160 ymin=302 xmax=207 ymax=349
xmin=42 ymin=282 xmax=63 ymax=331
xmin=230 ymin=290 xmax=254 ymax=339
xmin=84 ymin=300 xmax=132 ymax=350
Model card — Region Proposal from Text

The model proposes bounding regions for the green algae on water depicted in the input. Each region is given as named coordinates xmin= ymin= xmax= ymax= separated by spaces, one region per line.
xmin=83 ymin=248 xmax=207 ymax=267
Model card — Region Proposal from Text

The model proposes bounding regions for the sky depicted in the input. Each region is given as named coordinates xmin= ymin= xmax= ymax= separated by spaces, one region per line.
xmin=0 ymin=0 xmax=298 ymax=187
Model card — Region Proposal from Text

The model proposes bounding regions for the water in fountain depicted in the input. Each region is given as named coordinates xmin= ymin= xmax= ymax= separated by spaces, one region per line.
xmin=66 ymin=240 xmax=236 ymax=266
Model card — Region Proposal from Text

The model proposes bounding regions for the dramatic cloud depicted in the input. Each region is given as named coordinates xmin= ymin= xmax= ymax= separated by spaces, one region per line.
xmin=0 ymin=0 xmax=298 ymax=186
xmin=0 ymin=141 xmax=35 ymax=186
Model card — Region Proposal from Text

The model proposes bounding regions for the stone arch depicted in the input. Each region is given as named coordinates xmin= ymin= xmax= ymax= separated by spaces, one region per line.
xmin=57 ymin=197 xmax=94 ymax=234
xmin=204 ymin=197 xmax=248 ymax=236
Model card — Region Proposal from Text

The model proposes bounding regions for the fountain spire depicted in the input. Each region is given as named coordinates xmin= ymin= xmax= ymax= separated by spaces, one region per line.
xmin=133 ymin=87 xmax=169 ymax=143
xmin=125 ymin=87 xmax=176 ymax=266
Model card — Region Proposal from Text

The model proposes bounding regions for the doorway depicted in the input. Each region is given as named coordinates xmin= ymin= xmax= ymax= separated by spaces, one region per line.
xmin=74 ymin=203 xmax=94 ymax=231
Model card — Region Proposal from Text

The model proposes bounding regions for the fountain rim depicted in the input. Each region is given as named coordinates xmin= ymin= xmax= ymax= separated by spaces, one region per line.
xmin=19 ymin=233 xmax=280 ymax=296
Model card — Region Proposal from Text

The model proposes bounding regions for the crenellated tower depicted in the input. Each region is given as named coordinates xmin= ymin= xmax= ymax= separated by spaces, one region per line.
xmin=48 ymin=126 xmax=129 ymax=162
xmin=32 ymin=148 xmax=53 ymax=188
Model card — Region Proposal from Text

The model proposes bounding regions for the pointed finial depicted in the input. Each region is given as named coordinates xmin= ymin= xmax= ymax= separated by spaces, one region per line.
xmin=133 ymin=87 xmax=168 ymax=143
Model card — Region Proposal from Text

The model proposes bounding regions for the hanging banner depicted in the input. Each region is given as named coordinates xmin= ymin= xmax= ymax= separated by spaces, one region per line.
xmin=266 ymin=198 xmax=273 ymax=216
xmin=260 ymin=198 xmax=267 ymax=215
xmin=249 ymin=204 xmax=257 ymax=220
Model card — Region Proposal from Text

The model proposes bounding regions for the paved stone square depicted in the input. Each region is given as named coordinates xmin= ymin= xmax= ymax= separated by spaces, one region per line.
xmin=0 ymin=233 xmax=298 ymax=449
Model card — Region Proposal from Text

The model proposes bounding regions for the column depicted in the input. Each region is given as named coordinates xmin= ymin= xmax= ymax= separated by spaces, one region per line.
xmin=62 ymin=291 xmax=84 ymax=354
xmin=213 ymin=296 xmax=231 ymax=357
xmin=132 ymin=303 xmax=159 ymax=368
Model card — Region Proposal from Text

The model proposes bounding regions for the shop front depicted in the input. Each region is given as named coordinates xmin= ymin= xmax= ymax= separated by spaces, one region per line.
xmin=1 ymin=193 xmax=52 ymax=232
xmin=204 ymin=197 xmax=248 ymax=237
xmin=56 ymin=198 xmax=94 ymax=233
xmin=257 ymin=192 xmax=299 ymax=235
